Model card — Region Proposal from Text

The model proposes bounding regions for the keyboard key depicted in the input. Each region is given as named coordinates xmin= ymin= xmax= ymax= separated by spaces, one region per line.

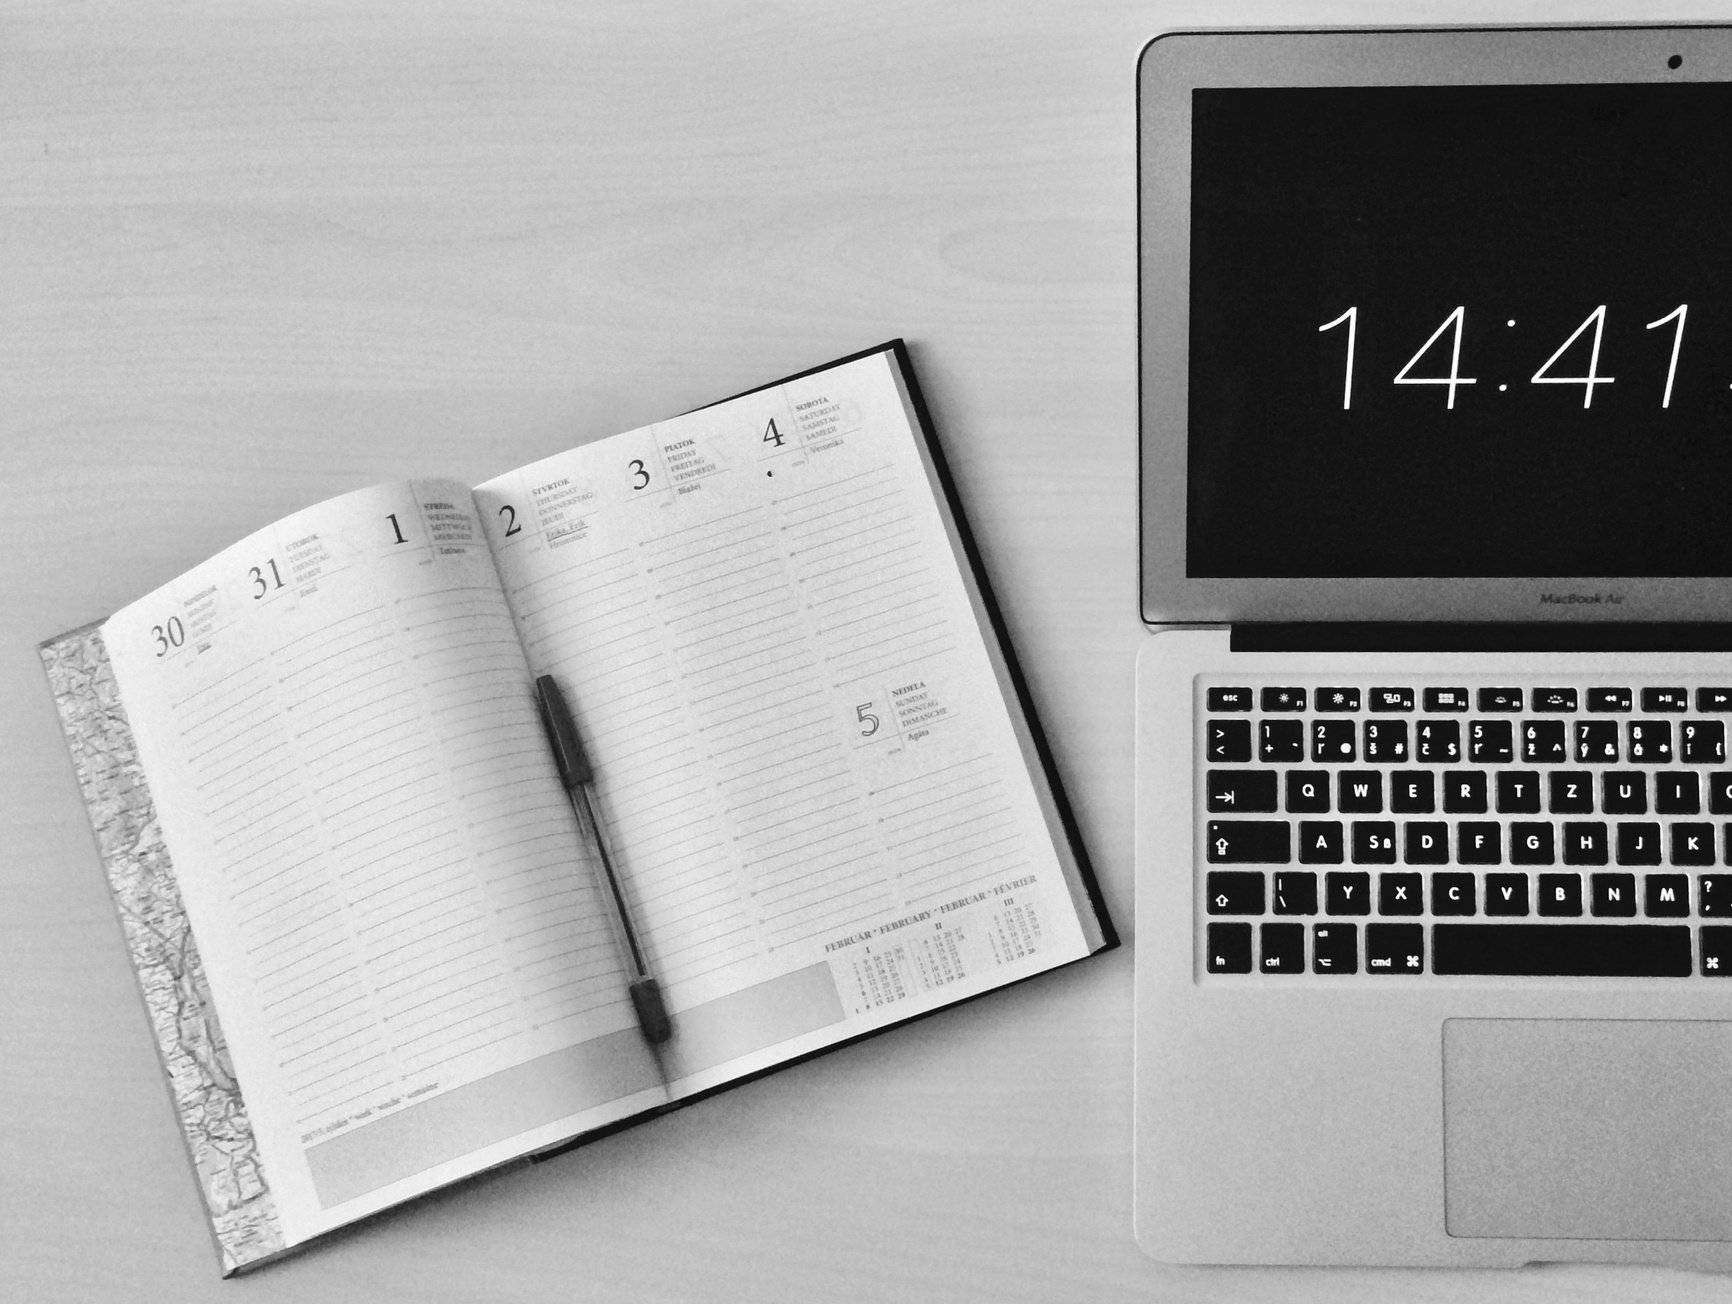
xmin=1207 ymin=719 xmax=1251 ymax=763
xmin=1702 ymin=875 xmax=1732 ymax=916
xmin=1314 ymin=687 xmax=1360 ymax=712
xmin=1206 ymin=687 xmax=1252 ymax=711
xmin=1615 ymin=823 xmax=1662 ymax=866
xmin=1710 ymin=772 xmax=1732 ymax=814
xmin=1259 ymin=922 xmax=1304 ymax=973
xmin=1657 ymin=772 xmax=1700 ymax=814
xmin=1538 ymin=872 xmax=1584 ymax=915
xmin=1478 ymin=688 xmax=1523 ymax=712
xmin=1312 ymin=720 xmax=1356 ymax=762
xmin=1379 ymin=871 xmax=1423 ymax=913
xmin=1603 ymin=773 xmax=1647 ymax=814
xmin=1671 ymin=822 xmax=1715 ymax=866
xmin=1628 ymin=720 xmax=1673 ymax=763
xmin=1272 ymin=871 xmax=1318 ymax=915
xmin=1698 ymin=688 xmax=1732 ymax=712
xmin=1431 ymin=871 xmax=1476 ymax=915
xmin=1591 ymin=872 xmax=1638 ymax=916
xmin=1205 ymin=870 xmax=1266 ymax=914
xmin=1645 ymin=873 xmax=1690 ymax=917
xmin=1363 ymin=719 xmax=1408 ymax=762
xmin=1325 ymin=870 xmax=1371 ymax=915
xmin=1337 ymin=772 xmax=1382 ymax=812
xmin=1404 ymin=822 xmax=1449 ymax=864
xmin=1562 ymin=822 xmax=1609 ymax=866
xmin=1662 ymin=779 xmax=1704 ymax=817
xmin=1366 ymin=923 xmax=1425 ymax=974
xmin=1205 ymin=821 xmax=1290 ymax=864
xmin=1298 ymin=821 xmax=1344 ymax=864
xmin=1433 ymin=924 xmax=1690 ymax=976
xmin=1206 ymin=922 xmax=1253 ymax=973
xmin=1703 ymin=926 xmax=1732 ymax=976
xmin=1589 ymin=687 xmax=1633 ymax=712
xmin=1443 ymin=771 xmax=1488 ymax=813
xmin=1469 ymin=720 xmax=1513 ymax=763
xmin=1206 ymin=770 xmax=1278 ymax=813
xmin=1369 ymin=687 xmax=1414 ymax=712
xmin=1682 ymin=721 xmax=1726 ymax=764
xmin=1576 ymin=721 xmax=1620 ymax=763
xmin=1458 ymin=822 xmax=1501 ymax=864
xmin=1415 ymin=719 xmax=1461 ymax=762
xmin=1390 ymin=771 xmax=1435 ymax=813
xmin=1510 ymin=822 xmax=1555 ymax=865
xmin=1532 ymin=688 xmax=1578 ymax=712
xmin=1485 ymin=872 xmax=1530 ymax=916
xmin=1259 ymin=719 xmax=1304 ymax=762
xmin=1423 ymin=687 xmax=1469 ymax=712
xmin=1352 ymin=822 xmax=1397 ymax=864
xmin=1495 ymin=772 xmax=1542 ymax=813
xmin=1285 ymin=771 xmax=1330 ymax=812
xmin=1522 ymin=720 xmax=1567 ymax=762
xmin=1642 ymin=687 xmax=1688 ymax=712
xmin=1312 ymin=923 xmax=1358 ymax=973
xmin=1261 ymin=687 xmax=1306 ymax=712
xmin=1548 ymin=771 xmax=1594 ymax=813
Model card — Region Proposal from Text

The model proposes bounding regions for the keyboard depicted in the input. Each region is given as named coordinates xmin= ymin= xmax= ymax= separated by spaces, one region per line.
xmin=1198 ymin=677 xmax=1732 ymax=978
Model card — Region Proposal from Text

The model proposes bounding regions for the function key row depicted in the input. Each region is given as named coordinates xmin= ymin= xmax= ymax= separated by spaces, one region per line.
xmin=1206 ymin=686 xmax=1732 ymax=713
xmin=1207 ymin=718 xmax=1727 ymax=765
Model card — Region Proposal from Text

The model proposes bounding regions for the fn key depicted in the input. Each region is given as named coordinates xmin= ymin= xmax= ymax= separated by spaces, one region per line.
xmin=1207 ymin=922 xmax=1252 ymax=973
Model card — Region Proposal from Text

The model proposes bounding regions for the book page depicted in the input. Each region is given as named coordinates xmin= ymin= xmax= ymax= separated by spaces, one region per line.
xmin=474 ymin=351 xmax=1095 ymax=1095
xmin=100 ymin=481 xmax=667 ymax=1248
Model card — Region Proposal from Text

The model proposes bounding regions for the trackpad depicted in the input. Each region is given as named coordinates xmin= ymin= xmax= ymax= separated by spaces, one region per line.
xmin=1444 ymin=1018 xmax=1732 ymax=1240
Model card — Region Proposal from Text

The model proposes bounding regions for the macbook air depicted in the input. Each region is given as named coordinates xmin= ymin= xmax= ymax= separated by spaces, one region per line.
xmin=1135 ymin=23 xmax=1732 ymax=1267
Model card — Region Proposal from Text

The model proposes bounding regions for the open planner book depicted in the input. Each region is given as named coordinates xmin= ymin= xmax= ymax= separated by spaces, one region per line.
xmin=40 ymin=341 xmax=1112 ymax=1274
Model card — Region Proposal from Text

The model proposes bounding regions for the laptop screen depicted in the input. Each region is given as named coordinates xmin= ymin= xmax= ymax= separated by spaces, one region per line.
xmin=1187 ymin=82 xmax=1732 ymax=581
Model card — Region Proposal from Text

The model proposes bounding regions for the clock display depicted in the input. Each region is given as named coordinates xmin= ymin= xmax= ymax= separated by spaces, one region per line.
xmin=1187 ymin=83 xmax=1732 ymax=579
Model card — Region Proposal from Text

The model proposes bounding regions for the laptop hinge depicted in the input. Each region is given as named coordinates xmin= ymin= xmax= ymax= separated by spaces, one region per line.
xmin=1230 ymin=622 xmax=1732 ymax=654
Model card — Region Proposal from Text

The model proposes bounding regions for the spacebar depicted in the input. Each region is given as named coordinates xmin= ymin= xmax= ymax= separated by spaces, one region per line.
xmin=1432 ymin=924 xmax=1693 ymax=977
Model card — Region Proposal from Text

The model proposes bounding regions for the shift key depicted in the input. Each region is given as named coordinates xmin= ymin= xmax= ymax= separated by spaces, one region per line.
xmin=1206 ymin=820 xmax=1291 ymax=863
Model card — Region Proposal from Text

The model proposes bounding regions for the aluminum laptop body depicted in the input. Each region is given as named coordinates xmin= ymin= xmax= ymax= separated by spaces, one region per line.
xmin=1135 ymin=24 xmax=1732 ymax=1267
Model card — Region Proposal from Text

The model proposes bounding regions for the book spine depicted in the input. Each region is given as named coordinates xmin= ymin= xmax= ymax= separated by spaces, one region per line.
xmin=39 ymin=624 xmax=286 ymax=1276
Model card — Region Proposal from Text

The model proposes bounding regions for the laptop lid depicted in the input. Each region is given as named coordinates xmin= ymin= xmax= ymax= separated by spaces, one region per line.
xmin=1139 ymin=25 xmax=1732 ymax=627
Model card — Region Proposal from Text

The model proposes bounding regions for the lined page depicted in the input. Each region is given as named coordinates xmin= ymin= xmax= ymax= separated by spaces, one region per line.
xmin=102 ymin=481 xmax=666 ymax=1247
xmin=475 ymin=351 xmax=1093 ymax=1094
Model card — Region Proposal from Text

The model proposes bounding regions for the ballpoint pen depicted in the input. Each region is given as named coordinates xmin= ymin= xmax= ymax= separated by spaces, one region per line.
xmin=534 ymin=673 xmax=672 ymax=1046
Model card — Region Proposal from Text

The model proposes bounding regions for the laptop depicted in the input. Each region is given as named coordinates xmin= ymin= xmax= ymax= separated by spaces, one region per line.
xmin=1134 ymin=24 xmax=1732 ymax=1267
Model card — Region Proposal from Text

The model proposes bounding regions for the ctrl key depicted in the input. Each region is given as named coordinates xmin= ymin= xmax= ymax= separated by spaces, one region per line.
xmin=1206 ymin=922 xmax=1253 ymax=973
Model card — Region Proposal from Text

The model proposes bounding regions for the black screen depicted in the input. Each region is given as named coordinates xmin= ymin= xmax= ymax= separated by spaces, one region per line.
xmin=1187 ymin=83 xmax=1732 ymax=578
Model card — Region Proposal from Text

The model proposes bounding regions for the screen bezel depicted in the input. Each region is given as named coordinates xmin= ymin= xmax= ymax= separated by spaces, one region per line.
xmin=1137 ymin=24 xmax=1732 ymax=625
